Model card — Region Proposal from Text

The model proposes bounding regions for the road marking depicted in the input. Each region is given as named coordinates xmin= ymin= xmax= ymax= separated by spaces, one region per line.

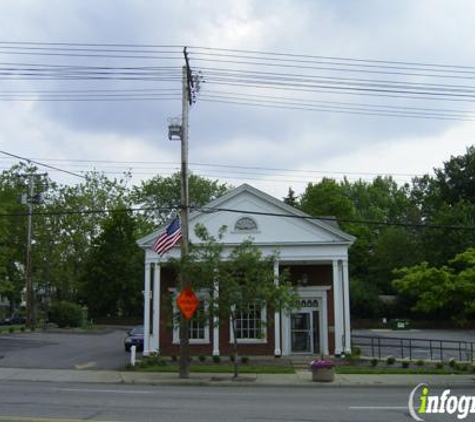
xmin=60 ymin=387 xmax=154 ymax=395
xmin=0 ymin=417 xmax=120 ymax=422
xmin=349 ymin=406 xmax=407 ymax=410
xmin=74 ymin=361 xmax=96 ymax=370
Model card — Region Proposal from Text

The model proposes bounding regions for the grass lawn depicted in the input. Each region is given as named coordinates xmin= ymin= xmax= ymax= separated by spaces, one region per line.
xmin=134 ymin=363 xmax=295 ymax=374
xmin=0 ymin=324 xmax=27 ymax=333
xmin=336 ymin=366 xmax=471 ymax=375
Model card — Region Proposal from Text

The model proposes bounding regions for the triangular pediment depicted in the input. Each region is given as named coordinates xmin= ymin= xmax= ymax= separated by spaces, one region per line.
xmin=138 ymin=184 xmax=355 ymax=248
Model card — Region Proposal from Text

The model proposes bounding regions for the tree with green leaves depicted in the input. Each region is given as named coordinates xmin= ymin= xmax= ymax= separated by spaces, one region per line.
xmin=79 ymin=210 xmax=143 ymax=318
xmin=300 ymin=177 xmax=355 ymax=221
xmin=131 ymin=172 xmax=229 ymax=231
xmin=393 ymin=248 xmax=475 ymax=325
xmin=35 ymin=171 xmax=133 ymax=301
xmin=175 ymin=225 xmax=298 ymax=378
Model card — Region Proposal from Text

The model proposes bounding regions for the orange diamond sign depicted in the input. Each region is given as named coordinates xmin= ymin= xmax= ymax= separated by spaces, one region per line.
xmin=176 ymin=286 xmax=200 ymax=320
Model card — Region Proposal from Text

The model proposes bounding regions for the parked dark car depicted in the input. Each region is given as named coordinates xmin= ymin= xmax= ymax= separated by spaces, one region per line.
xmin=0 ymin=315 xmax=26 ymax=325
xmin=124 ymin=325 xmax=144 ymax=352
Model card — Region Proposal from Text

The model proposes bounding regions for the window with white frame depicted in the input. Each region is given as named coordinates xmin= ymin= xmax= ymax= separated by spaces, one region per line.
xmin=232 ymin=302 xmax=267 ymax=342
xmin=189 ymin=302 xmax=206 ymax=340
xmin=172 ymin=293 xmax=210 ymax=344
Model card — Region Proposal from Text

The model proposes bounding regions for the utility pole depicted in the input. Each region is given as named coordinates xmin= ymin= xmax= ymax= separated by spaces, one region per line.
xmin=25 ymin=173 xmax=34 ymax=328
xmin=167 ymin=47 xmax=198 ymax=379
xmin=22 ymin=171 xmax=47 ymax=328
xmin=179 ymin=61 xmax=191 ymax=378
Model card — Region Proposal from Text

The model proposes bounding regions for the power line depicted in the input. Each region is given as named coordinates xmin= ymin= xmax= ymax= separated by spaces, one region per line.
xmin=189 ymin=46 xmax=475 ymax=72
xmin=2 ymin=42 xmax=475 ymax=73
xmin=0 ymin=156 xmax=422 ymax=178
xmin=200 ymin=98 xmax=475 ymax=121
xmin=0 ymin=150 xmax=85 ymax=179
xmin=0 ymin=204 xmax=473 ymax=232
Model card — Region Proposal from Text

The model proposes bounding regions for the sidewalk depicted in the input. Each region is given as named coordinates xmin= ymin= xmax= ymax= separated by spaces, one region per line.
xmin=0 ymin=367 xmax=473 ymax=388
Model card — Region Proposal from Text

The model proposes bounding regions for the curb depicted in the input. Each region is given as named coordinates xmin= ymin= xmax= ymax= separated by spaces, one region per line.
xmin=0 ymin=368 xmax=473 ymax=389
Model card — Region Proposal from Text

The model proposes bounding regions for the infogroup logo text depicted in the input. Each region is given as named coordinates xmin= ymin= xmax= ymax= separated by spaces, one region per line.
xmin=409 ymin=383 xmax=475 ymax=420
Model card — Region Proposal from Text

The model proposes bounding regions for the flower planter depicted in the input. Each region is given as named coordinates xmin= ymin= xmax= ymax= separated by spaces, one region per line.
xmin=311 ymin=367 xmax=335 ymax=382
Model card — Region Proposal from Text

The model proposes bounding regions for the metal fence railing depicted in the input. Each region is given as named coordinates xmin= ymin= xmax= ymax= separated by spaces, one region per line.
xmin=351 ymin=334 xmax=475 ymax=363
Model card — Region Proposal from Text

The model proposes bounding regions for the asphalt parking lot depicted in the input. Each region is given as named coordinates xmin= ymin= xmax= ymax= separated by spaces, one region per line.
xmin=0 ymin=327 xmax=135 ymax=370
xmin=352 ymin=328 xmax=475 ymax=361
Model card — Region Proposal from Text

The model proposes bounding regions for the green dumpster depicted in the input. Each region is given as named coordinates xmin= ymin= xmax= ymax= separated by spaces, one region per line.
xmin=391 ymin=318 xmax=410 ymax=330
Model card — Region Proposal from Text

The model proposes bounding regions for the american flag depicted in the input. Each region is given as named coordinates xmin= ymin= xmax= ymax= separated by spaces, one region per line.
xmin=153 ymin=216 xmax=182 ymax=256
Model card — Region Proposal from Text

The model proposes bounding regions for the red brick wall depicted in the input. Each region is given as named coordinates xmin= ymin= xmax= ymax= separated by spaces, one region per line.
xmin=157 ymin=263 xmax=336 ymax=356
xmin=281 ymin=264 xmax=332 ymax=287
xmin=158 ymin=265 xmax=274 ymax=356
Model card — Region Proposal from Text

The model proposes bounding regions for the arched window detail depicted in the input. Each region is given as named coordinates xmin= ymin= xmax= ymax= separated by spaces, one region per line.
xmin=234 ymin=217 xmax=258 ymax=232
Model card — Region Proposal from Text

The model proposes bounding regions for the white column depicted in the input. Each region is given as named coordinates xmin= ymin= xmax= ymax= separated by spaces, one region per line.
xmin=273 ymin=260 xmax=282 ymax=357
xmin=342 ymin=260 xmax=351 ymax=354
xmin=321 ymin=295 xmax=329 ymax=356
xmin=151 ymin=264 xmax=161 ymax=353
xmin=143 ymin=262 xmax=151 ymax=356
xmin=212 ymin=278 xmax=220 ymax=356
xmin=282 ymin=309 xmax=290 ymax=356
xmin=332 ymin=260 xmax=343 ymax=356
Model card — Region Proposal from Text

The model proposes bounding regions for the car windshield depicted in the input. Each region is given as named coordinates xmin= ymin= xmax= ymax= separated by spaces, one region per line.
xmin=130 ymin=326 xmax=144 ymax=335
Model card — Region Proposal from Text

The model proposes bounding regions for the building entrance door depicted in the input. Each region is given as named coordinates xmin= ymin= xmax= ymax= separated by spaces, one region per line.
xmin=291 ymin=312 xmax=313 ymax=353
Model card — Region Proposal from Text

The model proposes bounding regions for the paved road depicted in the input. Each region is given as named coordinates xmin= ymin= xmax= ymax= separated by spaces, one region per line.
xmin=1 ymin=381 xmax=468 ymax=422
xmin=0 ymin=328 xmax=133 ymax=370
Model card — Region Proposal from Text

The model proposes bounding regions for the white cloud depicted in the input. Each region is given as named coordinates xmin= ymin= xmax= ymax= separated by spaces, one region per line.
xmin=0 ymin=0 xmax=474 ymax=199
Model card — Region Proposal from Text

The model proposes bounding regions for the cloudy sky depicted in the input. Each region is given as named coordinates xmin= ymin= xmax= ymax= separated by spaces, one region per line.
xmin=0 ymin=0 xmax=474 ymax=199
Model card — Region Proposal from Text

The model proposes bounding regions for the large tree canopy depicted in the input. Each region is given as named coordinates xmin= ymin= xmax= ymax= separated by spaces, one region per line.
xmin=131 ymin=172 xmax=229 ymax=230
xmin=80 ymin=210 xmax=143 ymax=318
xmin=1 ymin=145 xmax=475 ymax=322
xmin=393 ymin=248 xmax=475 ymax=324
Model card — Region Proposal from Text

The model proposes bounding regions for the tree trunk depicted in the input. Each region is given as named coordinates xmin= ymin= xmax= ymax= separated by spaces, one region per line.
xmin=231 ymin=317 xmax=239 ymax=379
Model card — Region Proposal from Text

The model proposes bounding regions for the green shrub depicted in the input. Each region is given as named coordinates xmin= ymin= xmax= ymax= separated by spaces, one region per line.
xmin=416 ymin=359 xmax=425 ymax=367
xmin=386 ymin=356 xmax=396 ymax=365
xmin=212 ymin=355 xmax=221 ymax=364
xmin=352 ymin=347 xmax=362 ymax=357
xmin=435 ymin=362 xmax=444 ymax=369
xmin=229 ymin=354 xmax=235 ymax=362
xmin=448 ymin=358 xmax=457 ymax=368
xmin=402 ymin=360 xmax=410 ymax=368
xmin=171 ymin=355 xmax=177 ymax=362
xmin=30 ymin=326 xmax=36 ymax=332
xmin=20 ymin=326 xmax=26 ymax=332
xmin=370 ymin=358 xmax=378 ymax=367
xmin=8 ymin=326 xmax=14 ymax=333
xmin=49 ymin=301 xmax=83 ymax=328
xmin=241 ymin=356 xmax=250 ymax=364
xmin=198 ymin=354 xmax=206 ymax=362
xmin=139 ymin=354 xmax=166 ymax=368
xmin=455 ymin=363 xmax=468 ymax=371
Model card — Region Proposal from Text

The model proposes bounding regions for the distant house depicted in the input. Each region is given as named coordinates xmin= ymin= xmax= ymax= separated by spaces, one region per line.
xmin=0 ymin=295 xmax=10 ymax=313
xmin=137 ymin=184 xmax=355 ymax=357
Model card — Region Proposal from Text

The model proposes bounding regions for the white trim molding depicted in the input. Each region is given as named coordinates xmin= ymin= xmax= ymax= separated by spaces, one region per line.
xmin=282 ymin=286 xmax=330 ymax=356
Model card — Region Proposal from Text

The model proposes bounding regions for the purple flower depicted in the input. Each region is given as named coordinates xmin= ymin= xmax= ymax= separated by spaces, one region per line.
xmin=310 ymin=359 xmax=335 ymax=370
